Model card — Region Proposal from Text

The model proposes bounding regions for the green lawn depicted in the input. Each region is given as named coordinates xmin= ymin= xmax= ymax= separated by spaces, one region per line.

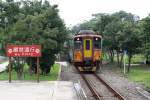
xmin=107 ymin=63 xmax=150 ymax=90
xmin=113 ymin=54 xmax=145 ymax=64
xmin=0 ymin=63 xmax=60 ymax=81
xmin=131 ymin=54 xmax=145 ymax=63
xmin=128 ymin=65 xmax=150 ymax=90
xmin=105 ymin=53 xmax=150 ymax=90
xmin=102 ymin=52 xmax=110 ymax=61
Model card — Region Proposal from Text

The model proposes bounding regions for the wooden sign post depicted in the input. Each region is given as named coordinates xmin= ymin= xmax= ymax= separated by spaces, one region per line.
xmin=8 ymin=57 xmax=11 ymax=83
xmin=6 ymin=45 xmax=41 ymax=83
xmin=37 ymin=57 xmax=40 ymax=83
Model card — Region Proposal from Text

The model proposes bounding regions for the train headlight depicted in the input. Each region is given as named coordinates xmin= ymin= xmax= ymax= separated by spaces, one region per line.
xmin=95 ymin=38 xmax=98 ymax=40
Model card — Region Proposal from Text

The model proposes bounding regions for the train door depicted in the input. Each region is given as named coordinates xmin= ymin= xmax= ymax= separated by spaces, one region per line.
xmin=84 ymin=39 xmax=92 ymax=58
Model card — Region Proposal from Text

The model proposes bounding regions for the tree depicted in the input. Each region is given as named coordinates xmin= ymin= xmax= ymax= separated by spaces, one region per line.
xmin=0 ymin=0 xmax=20 ymax=55
xmin=0 ymin=0 xmax=68 ymax=78
xmin=121 ymin=21 xmax=141 ymax=72
xmin=141 ymin=16 xmax=150 ymax=63
xmin=13 ymin=1 xmax=67 ymax=75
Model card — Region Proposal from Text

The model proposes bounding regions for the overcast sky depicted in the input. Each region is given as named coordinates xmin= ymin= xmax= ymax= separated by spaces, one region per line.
xmin=50 ymin=0 xmax=150 ymax=27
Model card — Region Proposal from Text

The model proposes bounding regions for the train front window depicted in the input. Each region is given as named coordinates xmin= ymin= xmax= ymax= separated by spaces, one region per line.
xmin=86 ymin=40 xmax=90 ymax=50
xmin=94 ymin=37 xmax=101 ymax=49
xmin=74 ymin=37 xmax=82 ymax=49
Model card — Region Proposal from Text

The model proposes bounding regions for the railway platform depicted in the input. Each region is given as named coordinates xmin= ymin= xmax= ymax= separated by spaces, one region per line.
xmin=0 ymin=81 xmax=78 ymax=100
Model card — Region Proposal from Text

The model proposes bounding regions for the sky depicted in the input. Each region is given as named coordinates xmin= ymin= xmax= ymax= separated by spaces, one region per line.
xmin=50 ymin=0 xmax=150 ymax=27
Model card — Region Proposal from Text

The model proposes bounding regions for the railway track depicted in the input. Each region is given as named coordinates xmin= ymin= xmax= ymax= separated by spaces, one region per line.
xmin=76 ymin=68 xmax=125 ymax=100
xmin=93 ymin=73 xmax=125 ymax=100
xmin=80 ymin=73 xmax=102 ymax=100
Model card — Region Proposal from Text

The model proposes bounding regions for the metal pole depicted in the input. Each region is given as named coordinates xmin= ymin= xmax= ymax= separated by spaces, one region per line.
xmin=37 ymin=57 xmax=39 ymax=83
xmin=9 ymin=57 xmax=11 ymax=83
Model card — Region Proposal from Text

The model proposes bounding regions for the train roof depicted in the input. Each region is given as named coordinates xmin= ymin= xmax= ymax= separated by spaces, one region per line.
xmin=78 ymin=30 xmax=95 ymax=35
xmin=74 ymin=34 xmax=102 ymax=38
xmin=74 ymin=30 xmax=95 ymax=35
xmin=74 ymin=30 xmax=102 ymax=38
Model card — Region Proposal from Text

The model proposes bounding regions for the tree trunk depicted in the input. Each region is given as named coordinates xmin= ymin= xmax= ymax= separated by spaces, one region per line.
xmin=29 ymin=58 xmax=33 ymax=76
xmin=146 ymin=54 xmax=150 ymax=64
xmin=109 ymin=50 xmax=114 ymax=63
xmin=127 ymin=55 xmax=132 ymax=73
xmin=1 ymin=42 xmax=6 ymax=56
xmin=112 ymin=50 xmax=114 ymax=62
xmin=22 ymin=58 xmax=25 ymax=79
xmin=17 ymin=57 xmax=23 ymax=80
xmin=17 ymin=57 xmax=21 ymax=80
xmin=116 ymin=50 xmax=120 ymax=66
xmin=119 ymin=53 xmax=124 ymax=68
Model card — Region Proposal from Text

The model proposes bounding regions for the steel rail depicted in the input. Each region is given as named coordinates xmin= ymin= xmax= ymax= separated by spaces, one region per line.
xmin=94 ymin=73 xmax=125 ymax=100
xmin=75 ymin=66 xmax=102 ymax=100
xmin=80 ymin=73 xmax=102 ymax=100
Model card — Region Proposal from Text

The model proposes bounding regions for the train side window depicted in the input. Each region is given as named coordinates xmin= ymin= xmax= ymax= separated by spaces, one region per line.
xmin=74 ymin=37 xmax=82 ymax=49
xmin=86 ymin=40 xmax=90 ymax=50
xmin=94 ymin=37 xmax=101 ymax=49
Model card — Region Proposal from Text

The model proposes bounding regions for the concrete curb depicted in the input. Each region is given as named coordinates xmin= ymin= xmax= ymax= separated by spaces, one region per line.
xmin=136 ymin=87 xmax=150 ymax=100
xmin=55 ymin=61 xmax=68 ymax=81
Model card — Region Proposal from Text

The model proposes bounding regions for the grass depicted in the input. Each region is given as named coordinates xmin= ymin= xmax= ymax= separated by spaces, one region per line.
xmin=107 ymin=62 xmax=150 ymax=91
xmin=131 ymin=54 xmax=145 ymax=63
xmin=0 ymin=63 xmax=60 ymax=81
xmin=127 ymin=65 xmax=150 ymax=90
xmin=102 ymin=52 xmax=110 ymax=61
xmin=103 ymin=53 xmax=150 ymax=91
xmin=113 ymin=54 xmax=145 ymax=64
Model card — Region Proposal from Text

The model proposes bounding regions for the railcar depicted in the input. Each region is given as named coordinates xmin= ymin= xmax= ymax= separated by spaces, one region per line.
xmin=73 ymin=30 xmax=102 ymax=71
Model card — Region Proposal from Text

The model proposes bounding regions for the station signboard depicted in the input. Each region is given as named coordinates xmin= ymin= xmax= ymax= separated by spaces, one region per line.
xmin=6 ymin=44 xmax=41 ymax=83
xmin=6 ymin=45 xmax=41 ymax=57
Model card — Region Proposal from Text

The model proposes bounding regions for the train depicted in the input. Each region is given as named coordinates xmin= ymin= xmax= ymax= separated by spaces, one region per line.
xmin=72 ymin=30 xmax=102 ymax=71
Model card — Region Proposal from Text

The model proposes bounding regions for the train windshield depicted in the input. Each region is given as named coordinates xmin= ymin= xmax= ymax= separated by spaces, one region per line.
xmin=86 ymin=40 xmax=90 ymax=50
xmin=74 ymin=37 xmax=82 ymax=49
xmin=94 ymin=37 xmax=101 ymax=49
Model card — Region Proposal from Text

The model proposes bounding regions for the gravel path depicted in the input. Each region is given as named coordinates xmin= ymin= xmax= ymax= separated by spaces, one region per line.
xmin=60 ymin=62 xmax=149 ymax=100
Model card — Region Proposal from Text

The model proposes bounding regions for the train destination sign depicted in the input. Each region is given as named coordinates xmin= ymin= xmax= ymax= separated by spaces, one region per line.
xmin=6 ymin=45 xmax=41 ymax=57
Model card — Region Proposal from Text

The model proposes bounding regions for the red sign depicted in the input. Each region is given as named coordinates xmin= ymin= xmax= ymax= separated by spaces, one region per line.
xmin=6 ymin=45 xmax=41 ymax=57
